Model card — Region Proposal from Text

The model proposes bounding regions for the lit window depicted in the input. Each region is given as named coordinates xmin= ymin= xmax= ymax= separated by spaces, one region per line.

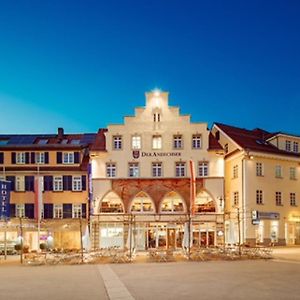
xmin=16 ymin=176 xmax=25 ymax=191
xmin=173 ymin=135 xmax=183 ymax=149
xmin=275 ymin=165 xmax=282 ymax=178
xmin=175 ymin=162 xmax=186 ymax=177
xmin=106 ymin=163 xmax=116 ymax=177
xmin=152 ymin=162 xmax=162 ymax=177
xmin=233 ymin=165 xmax=238 ymax=178
xmin=16 ymin=204 xmax=25 ymax=218
xmin=132 ymin=136 xmax=141 ymax=149
xmin=36 ymin=152 xmax=45 ymax=164
xmin=16 ymin=152 xmax=26 ymax=164
xmin=290 ymin=193 xmax=296 ymax=206
xmin=286 ymin=140 xmax=291 ymax=152
xmin=161 ymin=192 xmax=185 ymax=212
xmin=192 ymin=135 xmax=202 ymax=149
xmin=131 ymin=192 xmax=154 ymax=213
xmin=113 ymin=136 xmax=122 ymax=150
xmin=53 ymin=204 xmax=63 ymax=219
xmin=256 ymin=190 xmax=263 ymax=205
xmin=199 ymin=162 xmax=209 ymax=177
xmin=233 ymin=191 xmax=239 ymax=206
xmin=290 ymin=167 xmax=297 ymax=180
xmin=72 ymin=204 xmax=82 ymax=218
xmin=72 ymin=176 xmax=82 ymax=191
xmin=128 ymin=163 xmax=139 ymax=177
xmin=275 ymin=192 xmax=282 ymax=206
xmin=53 ymin=176 xmax=63 ymax=191
xmin=256 ymin=163 xmax=263 ymax=176
xmin=152 ymin=135 xmax=162 ymax=149
xmin=63 ymin=152 xmax=74 ymax=164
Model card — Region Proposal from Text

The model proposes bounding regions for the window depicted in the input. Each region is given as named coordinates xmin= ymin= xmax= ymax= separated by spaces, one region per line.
xmin=53 ymin=176 xmax=63 ymax=191
xmin=36 ymin=152 xmax=45 ymax=164
xmin=233 ymin=165 xmax=238 ymax=178
xmin=152 ymin=162 xmax=162 ymax=177
xmin=70 ymin=139 xmax=80 ymax=145
xmin=256 ymin=163 xmax=263 ymax=176
xmin=16 ymin=152 xmax=26 ymax=164
xmin=113 ymin=136 xmax=122 ymax=150
xmin=290 ymin=193 xmax=296 ymax=206
xmin=198 ymin=162 xmax=209 ymax=177
xmin=161 ymin=192 xmax=185 ymax=212
xmin=153 ymin=113 xmax=160 ymax=122
xmin=290 ymin=167 xmax=297 ymax=180
xmin=175 ymin=162 xmax=186 ymax=177
xmin=0 ymin=140 xmax=9 ymax=145
xmin=128 ymin=163 xmax=139 ymax=177
xmin=275 ymin=165 xmax=282 ymax=178
xmin=286 ymin=140 xmax=291 ymax=151
xmin=224 ymin=144 xmax=229 ymax=154
xmin=233 ymin=191 xmax=239 ymax=206
xmin=173 ymin=135 xmax=183 ymax=149
xmin=72 ymin=176 xmax=82 ymax=191
xmin=132 ymin=136 xmax=141 ymax=149
xmin=192 ymin=134 xmax=202 ymax=149
xmin=275 ymin=192 xmax=282 ymax=206
xmin=63 ymin=152 xmax=74 ymax=164
xmin=61 ymin=139 xmax=68 ymax=144
xmin=15 ymin=176 xmax=25 ymax=191
xmin=53 ymin=204 xmax=63 ymax=219
xmin=72 ymin=204 xmax=82 ymax=218
xmin=37 ymin=139 xmax=48 ymax=145
xmin=106 ymin=163 xmax=116 ymax=177
xmin=152 ymin=135 xmax=162 ymax=149
xmin=131 ymin=192 xmax=154 ymax=213
xmin=293 ymin=142 xmax=299 ymax=153
xmin=256 ymin=190 xmax=263 ymax=205
xmin=16 ymin=204 xmax=25 ymax=218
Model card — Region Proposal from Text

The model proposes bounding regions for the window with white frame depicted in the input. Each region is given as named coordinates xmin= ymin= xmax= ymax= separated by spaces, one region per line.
xmin=15 ymin=176 xmax=25 ymax=191
xmin=63 ymin=152 xmax=74 ymax=164
xmin=275 ymin=165 xmax=282 ymax=178
xmin=35 ymin=152 xmax=45 ymax=164
xmin=233 ymin=165 xmax=238 ymax=178
xmin=132 ymin=135 xmax=141 ymax=149
xmin=72 ymin=176 xmax=82 ymax=191
xmin=173 ymin=135 xmax=183 ymax=149
xmin=175 ymin=162 xmax=186 ymax=177
xmin=128 ymin=162 xmax=139 ymax=177
xmin=198 ymin=162 xmax=209 ymax=177
xmin=113 ymin=135 xmax=122 ymax=150
xmin=293 ymin=142 xmax=299 ymax=153
xmin=256 ymin=163 xmax=263 ymax=176
xmin=16 ymin=152 xmax=26 ymax=164
xmin=53 ymin=204 xmax=63 ymax=219
xmin=290 ymin=193 xmax=296 ymax=206
xmin=286 ymin=140 xmax=291 ymax=151
xmin=152 ymin=135 xmax=162 ymax=149
xmin=192 ymin=134 xmax=202 ymax=149
xmin=233 ymin=191 xmax=239 ymax=206
xmin=290 ymin=167 xmax=297 ymax=180
xmin=275 ymin=192 xmax=282 ymax=206
xmin=72 ymin=204 xmax=82 ymax=218
xmin=106 ymin=163 xmax=116 ymax=177
xmin=256 ymin=190 xmax=263 ymax=205
xmin=152 ymin=162 xmax=162 ymax=177
xmin=16 ymin=204 xmax=25 ymax=218
xmin=53 ymin=176 xmax=63 ymax=191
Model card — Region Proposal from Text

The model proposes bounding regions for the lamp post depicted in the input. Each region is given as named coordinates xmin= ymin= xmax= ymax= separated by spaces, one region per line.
xmin=19 ymin=217 xmax=23 ymax=264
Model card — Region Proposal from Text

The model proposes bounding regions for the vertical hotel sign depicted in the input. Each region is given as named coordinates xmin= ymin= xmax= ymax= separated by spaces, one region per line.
xmin=0 ymin=180 xmax=11 ymax=219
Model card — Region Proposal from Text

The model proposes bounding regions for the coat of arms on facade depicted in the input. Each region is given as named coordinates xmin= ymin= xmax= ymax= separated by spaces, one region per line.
xmin=132 ymin=150 xmax=140 ymax=159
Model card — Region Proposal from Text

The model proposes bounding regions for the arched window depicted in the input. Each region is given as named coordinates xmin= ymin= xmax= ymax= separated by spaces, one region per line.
xmin=195 ymin=191 xmax=215 ymax=213
xmin=100 ymin=191 xmax=124 ymax=213
xmin=160 ymin=191 xmax=186 ymax=213
xmin=130 ymin=191 xmax=154 ymax=213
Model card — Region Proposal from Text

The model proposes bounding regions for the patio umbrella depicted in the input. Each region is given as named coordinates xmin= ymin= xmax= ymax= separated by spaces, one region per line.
xmin=82 ymin=225 xmax=91 ymax=251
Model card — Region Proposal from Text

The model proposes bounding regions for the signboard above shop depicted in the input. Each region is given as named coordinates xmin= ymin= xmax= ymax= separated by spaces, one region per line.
xmin=132 ymin=151 xmax=181 ymax=159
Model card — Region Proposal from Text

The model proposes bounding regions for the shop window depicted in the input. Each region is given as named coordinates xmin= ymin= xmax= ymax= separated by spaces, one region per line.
xmin=16 ymin=204 xmax=25 ymax=218
xmin=195 ymin=191 xmax=216 ymax=213
xmin=160 ymin=191 xmax=185 ymax=213
xmin=130 ymin=191 xmax=154 ymax=213
xmin=100 ymin=192 xmax=124 ymax=213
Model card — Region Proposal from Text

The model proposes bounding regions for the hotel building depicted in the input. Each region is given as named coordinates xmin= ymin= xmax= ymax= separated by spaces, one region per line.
xmin=90 ymin=91 xmax=225 ymax=250
xmin=211 ymin=123 xmax=300 ymax=245
xmin=0 ymin=128 xmax=96 ymax=250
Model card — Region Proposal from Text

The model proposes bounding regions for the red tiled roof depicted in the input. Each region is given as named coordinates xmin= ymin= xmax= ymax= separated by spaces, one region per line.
xmin=91 ymin=129 xmax=107 ymax=151
xmin=214 ymin=123 xmax=300 ymax=157
xmin=208 ymin=132 xmax=223 ymax=151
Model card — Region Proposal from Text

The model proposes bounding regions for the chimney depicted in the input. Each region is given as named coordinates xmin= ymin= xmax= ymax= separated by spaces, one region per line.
xmin=58 ymin=127 xmax=64 ymax=139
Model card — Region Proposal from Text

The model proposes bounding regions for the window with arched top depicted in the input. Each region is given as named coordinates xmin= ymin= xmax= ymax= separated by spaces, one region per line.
xmin=130 ymin=191 xmax=154 ymax=213
xmin=195 ymin=191 xmax=216 ymax=213
xmin=160 ymin=191 xmax=186 ymax=213
xmin=100 ymin=191 xmax=124 ymax=213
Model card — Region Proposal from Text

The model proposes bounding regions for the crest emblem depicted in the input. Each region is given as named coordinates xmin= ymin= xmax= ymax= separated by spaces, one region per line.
xmin=133 ymin=150 xmax=140 ymax=159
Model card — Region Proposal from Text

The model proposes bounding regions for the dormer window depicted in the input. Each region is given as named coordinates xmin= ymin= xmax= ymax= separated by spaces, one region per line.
xmin=61 ymin=139 xmax=68 ymax=144
xmin=70 ymin=139 xmax=80 ymax=145
xmin=37 ymin=139 xmax=48 ymax=145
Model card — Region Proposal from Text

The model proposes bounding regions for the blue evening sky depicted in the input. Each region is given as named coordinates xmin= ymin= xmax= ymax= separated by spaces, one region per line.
xmin=0 ymin=0 xmax=299 ymax=134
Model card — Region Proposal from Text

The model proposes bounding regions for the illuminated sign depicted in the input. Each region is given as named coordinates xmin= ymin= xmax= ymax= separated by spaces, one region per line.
xmin=0 ymin=180 xmax=11 ymax=220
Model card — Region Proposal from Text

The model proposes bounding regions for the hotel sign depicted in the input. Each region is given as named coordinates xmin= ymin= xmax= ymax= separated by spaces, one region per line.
xmin=132 ymin=151 xmax=181 ymax=159
xmin=0 ymin=180 xmax=11 ymax=220
xmin=257 ymin=212 xmax=280 ymax=220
